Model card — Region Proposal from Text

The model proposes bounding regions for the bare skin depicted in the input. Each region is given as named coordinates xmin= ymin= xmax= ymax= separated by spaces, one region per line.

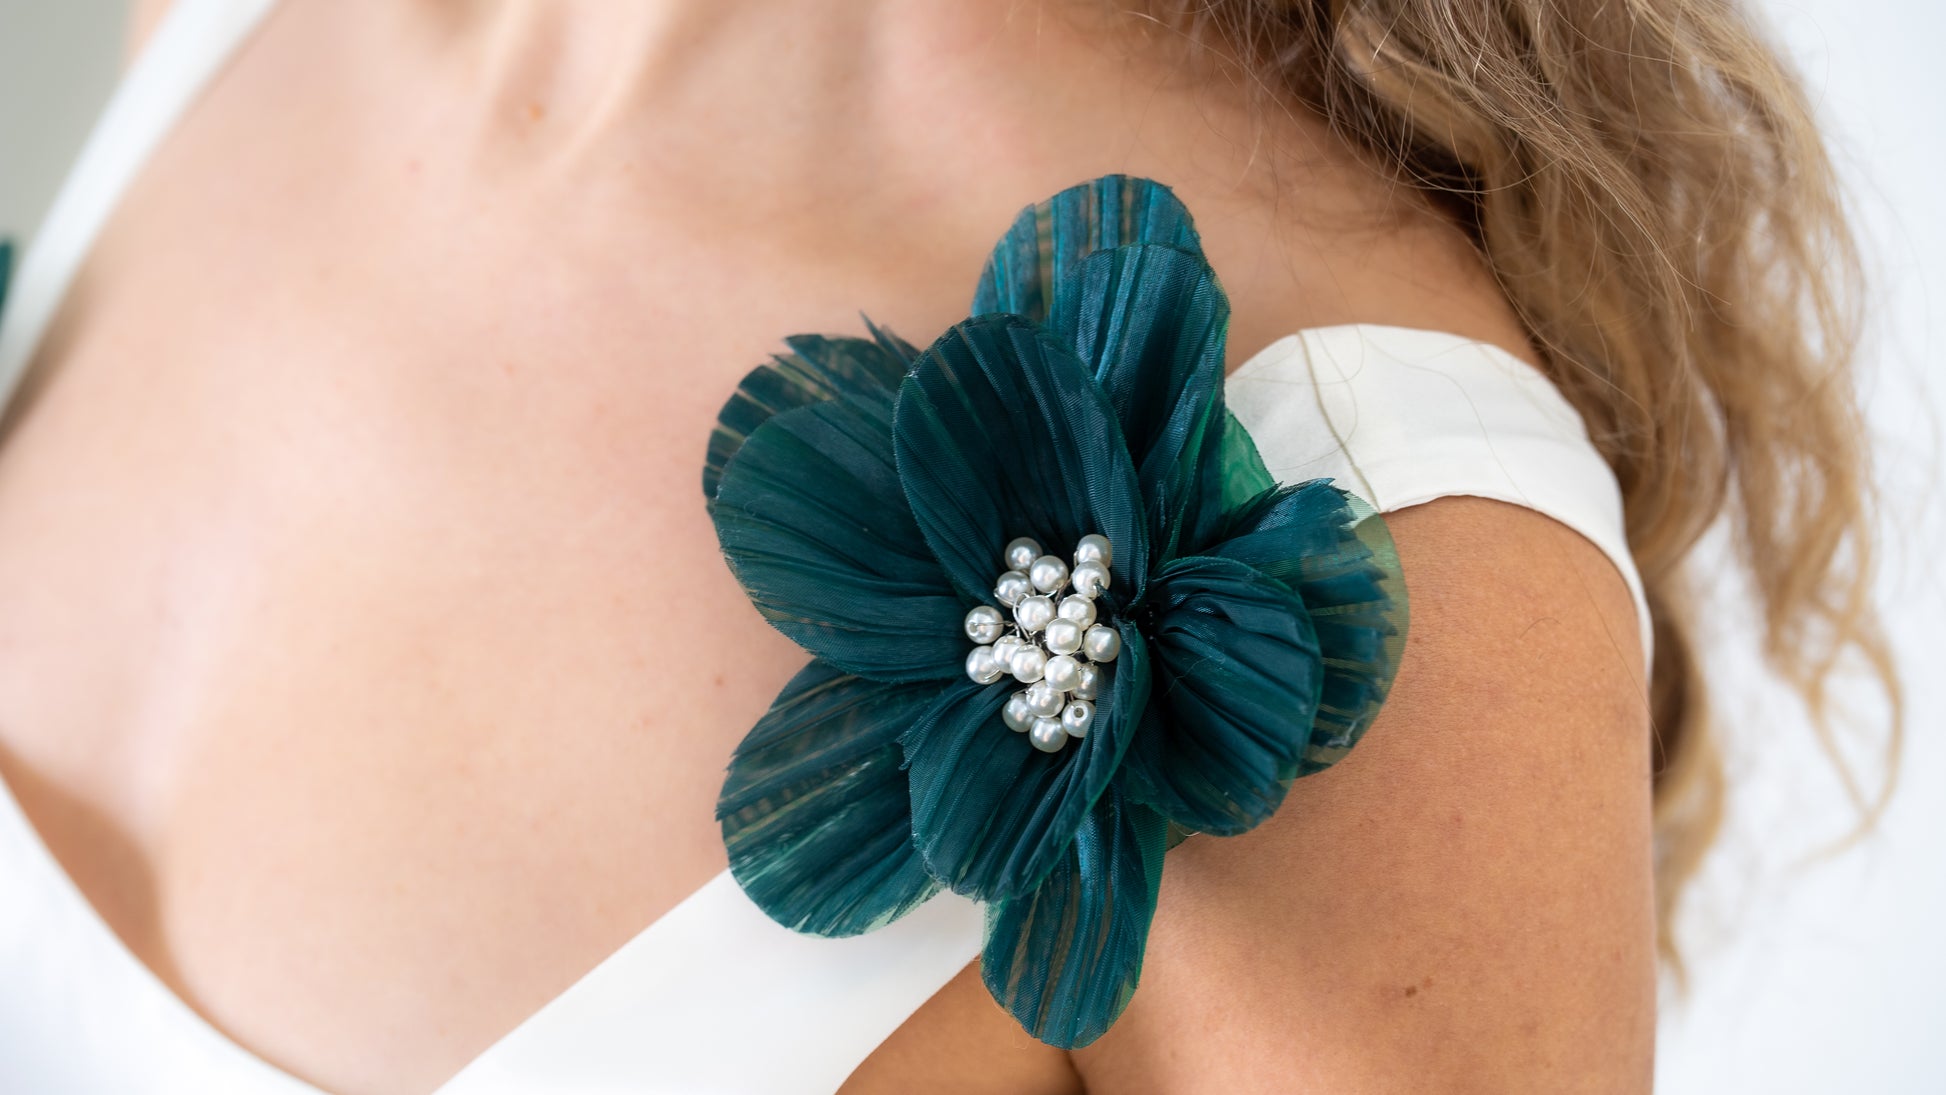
xmin=0 ymin=2 xmax=1653 ymax=1093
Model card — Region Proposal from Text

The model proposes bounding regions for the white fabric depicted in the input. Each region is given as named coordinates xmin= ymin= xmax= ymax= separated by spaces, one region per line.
xmin=1227 ymin=326 xmax=1654 ymax=658
xmin=0 ymin=0 xmax=279 ymax=401
xmin=0 ymin=1 xmax=1651 ymax=1092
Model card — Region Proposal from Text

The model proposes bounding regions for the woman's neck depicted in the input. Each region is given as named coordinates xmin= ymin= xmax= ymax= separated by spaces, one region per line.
xmin=416 ymin=1 xmax=1217 ymax=207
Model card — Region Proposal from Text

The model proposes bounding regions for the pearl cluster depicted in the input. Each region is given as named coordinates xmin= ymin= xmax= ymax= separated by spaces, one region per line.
xmin=963 ymin=533 xmax=1123 ymax=754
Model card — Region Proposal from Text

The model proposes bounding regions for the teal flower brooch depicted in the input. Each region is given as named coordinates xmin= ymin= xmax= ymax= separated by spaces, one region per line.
xmin=704 ymin=176 xmax=1407 ymax=1049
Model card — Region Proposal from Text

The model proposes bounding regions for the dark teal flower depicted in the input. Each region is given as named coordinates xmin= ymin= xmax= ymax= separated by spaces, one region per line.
xmin=706 ymin=176 xmax=1407 ymax=1049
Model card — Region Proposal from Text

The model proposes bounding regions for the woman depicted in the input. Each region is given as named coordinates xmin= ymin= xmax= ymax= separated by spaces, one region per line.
xmin=0 ymin=1 xmax=1895 ymax=1092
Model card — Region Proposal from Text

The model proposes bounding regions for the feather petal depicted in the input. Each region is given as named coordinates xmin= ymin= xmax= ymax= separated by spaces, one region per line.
xmin=972 ymin=175 xmax=1204 ymax=330
xmin=903 ymin=619 xmax=1150 ymax=901
xmin=1120 ymin=555 xmax=1323 ymax=835
xmin=980 ymin=789 xmax=1168 ymax=1049
xmin=718 ymin=660 xmax=945 ymax=935
xmin=1056 ymin=244 xmax=1230 ymax=558
xmin=704 ymin=329 xmax=915 ymax=504
xmin=714 ymin=391 xmax=967 ymax=682
xmin=1205 ymin=482 xmax=1408 ymax=774
xmin=892 ymin=315 xmax=1149 ymax=608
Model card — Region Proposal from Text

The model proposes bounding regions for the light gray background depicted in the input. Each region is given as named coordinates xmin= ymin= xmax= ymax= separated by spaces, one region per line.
xmin=0 ymin=1 xmax=125 ymax=248
xmin=2 ymin=1 xmax=1941 ymax=1090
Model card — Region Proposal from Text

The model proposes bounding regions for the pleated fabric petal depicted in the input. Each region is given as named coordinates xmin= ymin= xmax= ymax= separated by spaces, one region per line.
xmin=892 ymin=315 xmax=1149 ymax=609
xmin=903 ymin=619 xmax=1150 ymax=902
xmin=861 ymin=315 xmax=923 ymax=366
xmin=704 ymin=329 xmax=916 ymax=504
xmin=1182 ymin=407 xmax=1279 ymax=553
xmin=1205 ymin=481 xmax=1409 ymax=774
xmin=1056 ymin=245 xmax=1230 ymax=560
xmin=718 ymin=660 xmax=947 ymax=936
xmin=980 ymin=788 xmax=1168 ymax=1050
xmin=713 ymin=392 xmax=968 ymax=682
xmin=1119 ymin=555 xmax=1323 ymax=835
xmin=972 ymin=174 xmax=1204 ymax=332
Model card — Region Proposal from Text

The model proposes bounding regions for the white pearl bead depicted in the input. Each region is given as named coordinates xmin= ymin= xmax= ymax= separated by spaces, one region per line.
xmin=965 ymin=645 xmax=1005 ymax=684
xmin=1015 ymin=595 xmax=1055 ymax=633
xmin=1029 ymin=718 xmax=1069 ymax=753
xmin=1043 ymin=618 xmax=1084 ymax=656
xmin=1011 ymin=646 xmax=1047 ymax=684
xmin=1028 ymin=555 xmax=1069 ymax=594
xmin=1074 ymin=534 xmax=1113 ymax=568
xmin=1004 ymin=537 xmax=1042 ymax=573
xmin=1024 ymin=680 xmax=1065 ymax=718
xmin=1071 ymin=560 xmax=1111 ymax=598
xmin=963 ymin=605 xmax=1005 ymax=644
xmin=1061 ymin=700 xmax=1095 ymax=738
xmin=1083 ymin=624 xmax=1122 ymax=662
xmin=994 ymin=570 xmax=1031 ymax=607
xmin=1003 ymin=692 xmax=1034 ymax=732
xmin=1073 ymin=663 xmax=1100 ymax=701
xmin=1043 ymin=653 xmax=1081 ymax=692
xmin=1057 ymin=595 xmax=1097 ymax=628
xmin=991 ymin=634 xmax=1022 ymax=672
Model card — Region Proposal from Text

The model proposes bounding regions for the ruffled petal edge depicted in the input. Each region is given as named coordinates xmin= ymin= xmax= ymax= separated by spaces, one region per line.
xmin=704 ymin=323 xmax=917 ymax=505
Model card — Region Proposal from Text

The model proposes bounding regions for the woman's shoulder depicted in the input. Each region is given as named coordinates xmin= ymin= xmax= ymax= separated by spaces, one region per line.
xmin=1164 ymin=106 xmax=1540 ymax=377
xmin=1064 ymin=161 xmax=1659 ymax=1089
xmin=1071 ymin=489 xmax=1656 ymax=1092
xmin=1180 ymin=124 xmax=1653 ymax=659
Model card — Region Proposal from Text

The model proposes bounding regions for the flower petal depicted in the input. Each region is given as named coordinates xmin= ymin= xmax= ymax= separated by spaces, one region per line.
xmin=718 ymin=660 xmax=945 ymax=936
xmin=714 ymin=391 xmax=967 ymax=681
xmin=1056 ymin=244 xmax=1230 ymax=558
xmin=1182 ymin=407 xmax=1279 ymax=553
xmin=903 ymin=618 xmax=1151 ymax=901
xmin=893 ymin=315 xmax=1149 ymax=608
xmin=1203 ymin=481 xmax=1409 ymax=774
xmin=1120 ymin=555 xmax=1322 ymax=835
xmin=972 ymin=175 xmax=1204 ymax=330
xmin=704 ymin=325 xmax=917 ymax=504
xmin=980 ymin=789 xmax=1168 ymax=1049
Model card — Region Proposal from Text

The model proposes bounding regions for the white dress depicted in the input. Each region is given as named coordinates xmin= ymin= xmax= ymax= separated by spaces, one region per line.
xmin=0 ymin=2 xmax=1651 ymax=1091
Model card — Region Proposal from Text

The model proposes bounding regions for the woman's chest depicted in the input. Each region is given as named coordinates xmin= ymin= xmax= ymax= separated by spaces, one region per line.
xmin=0 ymin=72 xmax=990 ymax=1091
xmin=0 ymin=5 xmax=1452 ymax=1084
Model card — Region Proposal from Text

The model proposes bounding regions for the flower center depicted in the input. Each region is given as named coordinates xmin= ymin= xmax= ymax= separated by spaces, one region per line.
xmin=962 ymin=533 xmax=1121 ymax=755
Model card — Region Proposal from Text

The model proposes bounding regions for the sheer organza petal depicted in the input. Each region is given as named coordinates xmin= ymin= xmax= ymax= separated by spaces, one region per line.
xmin=971 ymin=175 xmax=1204 ymax=331
xmin=1181 ymin=407 xmax=1279 ymax=554
xmin=892 ymin=315 xmax=1149 ymax=608
xmin=717 ymin=660 xmax=947 ymax=936
xmin=1205 ymin=481 xmax=1409 ymax=774
xmin=903 ymin=618 xmax=1150 ymax=901
xmin=1119 ymin=555 xmax=1322 ymax=835
xmin=980 ymin=789 xmax=1168 ymax=1049
xmin=714 ymin=392 xmax=967 ymax=682
xmin=704 ymin=327 xmax=917 ymax=504
xmin=1054 ymin=244 xmax=1230 ymax=559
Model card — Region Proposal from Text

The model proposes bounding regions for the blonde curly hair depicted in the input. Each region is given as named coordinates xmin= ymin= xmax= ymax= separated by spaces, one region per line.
xmin=1128 ymin=0 xmax=1904 ymax=990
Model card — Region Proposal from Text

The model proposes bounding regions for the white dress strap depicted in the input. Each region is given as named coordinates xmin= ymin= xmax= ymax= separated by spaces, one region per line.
xmin=435 ymin=873 xmax=984 ymax=1095
xmin=0 ymin=0 xmax=279 ymax=401
xmin=1226 ymin=324 xmax=1654 ymax=667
